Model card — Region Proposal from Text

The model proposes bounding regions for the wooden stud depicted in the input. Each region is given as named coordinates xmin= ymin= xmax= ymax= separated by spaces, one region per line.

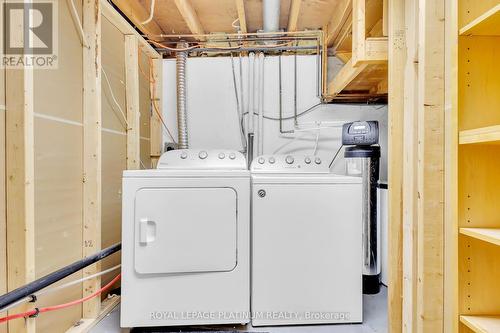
xmin=387 ymin=0 xmax=405 ymax=331
xmin=174 ymin=0 xmax=206 ymax=40
xmin=125 ymin=35 xmax=140 ymax=170
xmin=150 ymin=58 xmax=163 ymax=168
xmin=65 ymin=295 xmax=121 ymax=333
xmin=402 ymin=0 xmax=419 ymax=331
xmin=325 ymin=0 xmax=352 ymax=47
xmin=382 ymin=0 xmax=388 ymax=36
xmin=5 ymin=41 xmax=36 ymax=333
xmin=82 ymin=0 xmax=102 ymax=319
xmin=416 ymin=0 xmax=445 ymax=331
xmin=109 ymin=0 xmax=163 ymax=37
xmin=287 ymin=0 xmax=302 ymax=32
xmin=351 ymin=0 xmax=366 ymax=66
xmin=235 ymin=0 xmax=247 ymax=34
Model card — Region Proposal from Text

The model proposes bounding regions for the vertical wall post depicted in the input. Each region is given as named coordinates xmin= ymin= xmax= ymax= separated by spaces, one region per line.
xmin=352 ymin=0 xmax=367 ymax=66
xmin=150 ymin=58 xmax=163 ymax=167
xmin=82 ymin=0 xmax=102 ymax=319
xmin=416 ymin=0 xmax=445 ymax=331
xmin=5 ymin=44 xmax=36 ymax=333
xmin=125 ymin=35 xmax=140 ymax=170
xmin=387 ymin=0 xmax=405 ymax=332
xmin=402 ymin=0 xmax=419 ymax=331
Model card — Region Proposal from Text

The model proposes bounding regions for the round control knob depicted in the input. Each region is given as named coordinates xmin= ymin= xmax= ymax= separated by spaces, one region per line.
xmin=199 ymin=151 xmax=208 ymax=159
xmin=258 ymin=157 xmax=265 ymax=164
xmin=304 ymin=157 xmax=311 ymax=164
xmin=228 ymin=153 xmax=236 ymax=160
xmin=218 ymin=153 xmax=226 ymax=159
xmin=180 ymin=152 xmax=188 ymax=159
xmin=315 ymin=157 xmax=322 ymax=164
xmin=285 ymin=155 xmax=294 ymax=164
xmin=269 ymin=157 xmax=276 ymax=164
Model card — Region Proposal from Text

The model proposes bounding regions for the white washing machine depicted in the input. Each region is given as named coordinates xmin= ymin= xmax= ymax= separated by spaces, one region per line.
xmin=121 ymin=149 xmax=250 ymax=328
xmin=251 ymin=154 xmax=363 ymax=326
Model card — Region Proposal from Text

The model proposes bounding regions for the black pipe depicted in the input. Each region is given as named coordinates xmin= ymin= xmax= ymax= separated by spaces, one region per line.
xmin=0 ymin=243 xmax=121 ymax=310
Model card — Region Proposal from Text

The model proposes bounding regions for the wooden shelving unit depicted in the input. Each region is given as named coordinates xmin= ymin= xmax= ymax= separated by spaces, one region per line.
xmin=460 ymin=228 xmax=500 ymax=247
xmin=454 ymin=1 xmax=500 ymax=332
xmin=459 ymin=125 xmax=500 ymax=145
xmin=323 ymin=0 xmax=388 ymax=101
xmin=460 ymin=315 xmax=500 ymax=333
xmin=459 ymin=4 xmax=500 ymax=36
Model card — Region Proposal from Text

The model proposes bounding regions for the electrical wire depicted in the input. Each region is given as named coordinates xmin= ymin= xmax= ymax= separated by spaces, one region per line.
xmin=137 ymin=49 xmax=178 ymax=144
xmin=101 ymin=67 xmax=129 ymax=128
xmin=0 ymin=265 xmax=121 ymax=314
xmin=328 ymin=144 xmax=344 ymax=168
xmin=273 ymin=132 xmax=309 ymax=155
xmin=0 ymin=274 xmax=121 ymax=324
xmin=243 ymin=102 xmax=323 ymax=122
xmin=141 ymin=0 xmax=156 ymax=25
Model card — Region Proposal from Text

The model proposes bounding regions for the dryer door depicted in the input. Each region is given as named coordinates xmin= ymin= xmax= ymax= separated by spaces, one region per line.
xmin=134 ymin=187 xmax=237 ymax=274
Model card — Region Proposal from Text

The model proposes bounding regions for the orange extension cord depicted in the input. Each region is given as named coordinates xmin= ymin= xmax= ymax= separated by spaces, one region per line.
xmin=0 ymin=274 xmax=121 ymax=324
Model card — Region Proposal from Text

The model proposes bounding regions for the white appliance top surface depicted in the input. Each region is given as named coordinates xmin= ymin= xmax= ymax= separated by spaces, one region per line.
xmin=157 ymin=149 xmax=247 ymax=170
xmin=250 ymin=154 xmax=331 ymax=173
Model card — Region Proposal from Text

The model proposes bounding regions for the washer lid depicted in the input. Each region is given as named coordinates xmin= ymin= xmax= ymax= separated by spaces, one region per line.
xmin=157 ymin=149 xmax=247 ymax=170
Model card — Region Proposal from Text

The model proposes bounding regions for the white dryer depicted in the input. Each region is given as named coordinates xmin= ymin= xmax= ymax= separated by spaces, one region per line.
xmin=121 ymin=149 xmax=250 ymax=328
xmin=251 ymin=154 xmax=363 ymax=326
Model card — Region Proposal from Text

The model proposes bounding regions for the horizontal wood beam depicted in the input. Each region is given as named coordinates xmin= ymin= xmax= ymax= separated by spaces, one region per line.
xmin=109 ymin=0 xmax=163 ymax=37
xmin=364 ymin=37 xmax=388 ymax=63
xmin=287 ymin=0 xmax=302 ymax=32
xmin=102 ymin=0 xmax=160 ymax=59
xmin=235 ymin=0 xmax=247 ymax=33
xmin=174 ymin=0 xmax=206 ymax=40
xmin=326 ymin=0 xmax=352 ymax=47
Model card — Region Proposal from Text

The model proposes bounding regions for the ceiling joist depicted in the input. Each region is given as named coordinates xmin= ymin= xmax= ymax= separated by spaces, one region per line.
xmin=287 ymin=0 xmax=302 ymax=32
xmin=235 ymin=0 xmax=247 ymax=33
xmin=326 ymin=0 xmax=352 ymax=47
xmin=174 ymin=0 xmax=206 ymax=40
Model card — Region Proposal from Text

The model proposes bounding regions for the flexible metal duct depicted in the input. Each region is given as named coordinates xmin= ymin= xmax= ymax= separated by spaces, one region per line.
xmin=263 ymin=0 xmax=281 ymax=32
xmin=176 ymin=42 xmax=189 ymax=149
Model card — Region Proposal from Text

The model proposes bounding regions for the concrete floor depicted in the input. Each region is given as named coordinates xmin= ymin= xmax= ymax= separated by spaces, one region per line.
xmin=91 ymin=286 xmax=387 ymax=333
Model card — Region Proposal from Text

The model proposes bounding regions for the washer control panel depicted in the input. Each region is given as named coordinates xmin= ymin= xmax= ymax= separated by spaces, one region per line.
xmin=157 ymin=149 xmax=247 ymax=170
xmin=251 ymin=154 xmax=330 ymax=173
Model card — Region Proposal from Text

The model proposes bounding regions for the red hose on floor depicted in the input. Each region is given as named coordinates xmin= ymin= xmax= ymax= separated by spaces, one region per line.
xmin=0 ymin=274 xmax=121 ymax=324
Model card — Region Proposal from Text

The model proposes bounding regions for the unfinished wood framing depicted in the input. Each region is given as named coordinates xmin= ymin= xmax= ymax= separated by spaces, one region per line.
xmin=5 ymin=54 xmax=36 ymax=333
xmin=387 ymin=0 xmax=404 ymax=331
xmin=125 ymin=35 xmax=141 ymax=170
xmin=82 ymin=0 xmax=103 ymax=319
xmin=174 ymin=0 xmax=206 ymax=40
xmin=325 ymin=0 xmax=388 ymax=101
xmin=416 ymin=0 xmax=446 ymax=331
xmin=287 ymin=0 xmax=302 ymax=32
xmin=235 ymin=0 xmax=247 ymax=33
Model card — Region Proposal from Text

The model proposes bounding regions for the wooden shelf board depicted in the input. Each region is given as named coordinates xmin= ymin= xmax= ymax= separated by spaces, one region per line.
xmin=460 ymin=315 xmax=500 ymax=333
xmin=459 ymin=125 xmax=500 ymax=145
xmin=459 ymin=4 xmax=500 ymax=36
xmin=460 ymin=228 xmax=500 ymax=247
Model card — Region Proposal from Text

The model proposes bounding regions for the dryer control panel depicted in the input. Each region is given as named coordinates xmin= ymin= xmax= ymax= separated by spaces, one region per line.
xmin=250 ymin=155 xmax=330 ymax=173
xmin=157 ymin=149 xmax=247 ymax=170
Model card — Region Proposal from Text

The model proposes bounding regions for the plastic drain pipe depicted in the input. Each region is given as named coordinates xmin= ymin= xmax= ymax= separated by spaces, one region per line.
xmin=247 ymin=52 xmax=255 ymax=165
xmin=176 ymin=42 xmax=189 ymax=149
